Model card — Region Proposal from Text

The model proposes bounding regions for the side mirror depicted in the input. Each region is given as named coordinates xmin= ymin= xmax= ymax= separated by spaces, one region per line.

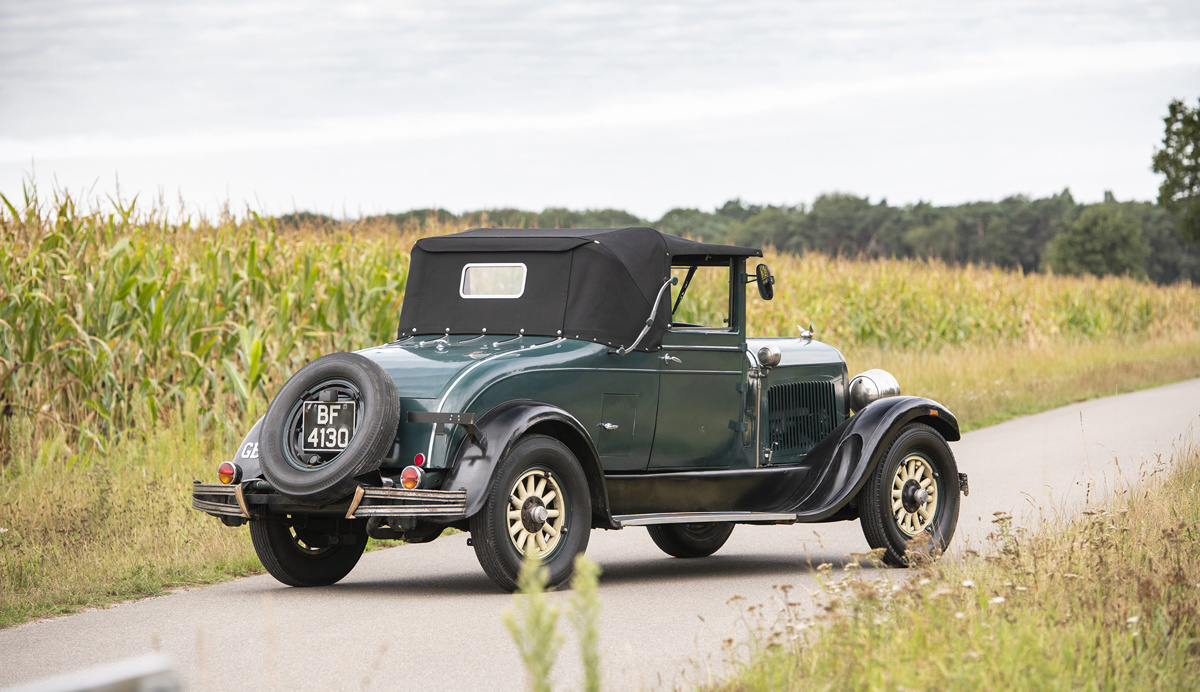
xmin=755 ymin=263 xmax=774 ymax=301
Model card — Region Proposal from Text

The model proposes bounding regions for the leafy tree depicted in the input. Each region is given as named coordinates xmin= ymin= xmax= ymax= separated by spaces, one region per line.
xmin=1151 ymin=98 xmax=1200 ymax=245
xmin=1042 ymin=205 xmax=1148 ymax=278
xmin=1112 ymin=198 xmax=1199 ymax=284
xmin=657 ymin=207 xmax=736 ymax=242
xmin=904 ymin=215 xmax=960 ymax=261
xmin=715 ymin=198 xmax=761 ymax=223
xmin=805 ymin=193 xmax=902 ymax=257
xmin=730 ymin=205 xmax=805 ymax=250
xmin=384 ymin=208 xmax=456 ymax=229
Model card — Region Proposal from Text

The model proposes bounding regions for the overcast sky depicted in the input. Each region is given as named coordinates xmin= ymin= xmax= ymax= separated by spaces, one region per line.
xmin=2 ymin=0 xmax=1199 ymax=220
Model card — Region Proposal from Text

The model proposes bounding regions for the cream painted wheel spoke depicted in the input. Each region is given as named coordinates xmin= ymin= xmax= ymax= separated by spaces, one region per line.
xmin=891 ymin=453 xmax=940 ymax=538
xmin=506 ymin=467 xmax=567 ymax=559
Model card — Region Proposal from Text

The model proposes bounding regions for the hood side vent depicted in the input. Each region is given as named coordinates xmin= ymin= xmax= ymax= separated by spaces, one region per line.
xmin=767 ymin=381 xmax=837 ymax=454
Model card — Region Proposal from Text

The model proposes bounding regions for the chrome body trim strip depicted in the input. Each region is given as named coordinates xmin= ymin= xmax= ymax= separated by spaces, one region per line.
xmin=613 ymin=511 xmax=798 ymax=527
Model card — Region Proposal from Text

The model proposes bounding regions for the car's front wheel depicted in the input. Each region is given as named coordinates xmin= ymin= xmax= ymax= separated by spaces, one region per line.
xmin=859 ymin=422 xmax=960 ymax=566
xmin=647 ymin=522 xmax=734 ymax=558
xmin=250 ymin=520 xmax=366 ymax=586
xmin=469 ymin=435 xmax=591 ymax=592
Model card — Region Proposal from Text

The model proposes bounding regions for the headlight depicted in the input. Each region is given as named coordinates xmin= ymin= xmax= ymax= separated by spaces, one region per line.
xmin=757 ymin=344 xmax=782 ymax=368
xmin=848 ymin=369 xmax=900 ymax=413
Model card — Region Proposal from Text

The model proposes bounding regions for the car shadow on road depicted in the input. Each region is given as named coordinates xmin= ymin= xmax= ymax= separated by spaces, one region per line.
xmin=593 ymin=551 xmax=876 ymax=586
xmin=303 ymin=571 xmax=511 ymax=598
xmin=264 ymin=549 xmax=884 ymax=599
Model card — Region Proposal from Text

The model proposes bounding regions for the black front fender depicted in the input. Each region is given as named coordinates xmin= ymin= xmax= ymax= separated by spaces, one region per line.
xmin=441 ymin=400 xmax=617 ymax=529
xmin=787 ymin=396 xmax=959 ymax=521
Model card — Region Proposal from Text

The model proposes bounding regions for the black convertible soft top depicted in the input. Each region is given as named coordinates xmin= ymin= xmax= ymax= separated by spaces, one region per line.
xmin=397 ymin=227 xmax=761 ymax=352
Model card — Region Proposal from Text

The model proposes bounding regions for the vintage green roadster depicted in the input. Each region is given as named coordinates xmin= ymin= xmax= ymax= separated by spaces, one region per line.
xmin=192 ymin=227 xmax=966 ymax=591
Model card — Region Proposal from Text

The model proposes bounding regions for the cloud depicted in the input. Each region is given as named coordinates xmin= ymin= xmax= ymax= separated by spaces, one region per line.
xmin=3 ymin=39 xmax=1197 ymax=164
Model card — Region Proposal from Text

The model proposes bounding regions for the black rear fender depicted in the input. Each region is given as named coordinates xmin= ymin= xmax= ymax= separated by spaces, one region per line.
xmin=442 ymin=400 xmax=617 ymax=529
xmin=230 ymin=417 xmax=265 ymax=480
xmin=791 ymin=396 xmax=959 ymax=521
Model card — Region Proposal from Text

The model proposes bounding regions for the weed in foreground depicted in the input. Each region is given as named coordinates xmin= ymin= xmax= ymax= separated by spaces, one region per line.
xmin=504 ymin=556 xmax=562 ymax=692
xmin=712 ymin=447 xmax=1200 ymax=691
xmin=569 ymin=555 xmax=604 ymax=692
xmin=503 ymin=554 xmax=605 ymax=692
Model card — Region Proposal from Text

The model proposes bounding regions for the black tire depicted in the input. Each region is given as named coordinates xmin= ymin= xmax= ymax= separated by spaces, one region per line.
xmin=647 ymin=522 xmax=734 ymax=558
xmin=859 ymin=422 xmax=960 ymax=566
xmin=469 ymin=435 xmax=591 ymax=592
xmin=249 ymin=520 xmax=366 ymax=587
xmin=259 ymin=352 xmax=400 ymax=506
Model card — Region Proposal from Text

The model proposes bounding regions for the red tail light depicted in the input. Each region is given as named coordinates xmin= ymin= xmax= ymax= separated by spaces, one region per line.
xmin=400 ymin=465 xmax=424 ymax=490
xmin=217 ymin=461 xmax=242 ymax=485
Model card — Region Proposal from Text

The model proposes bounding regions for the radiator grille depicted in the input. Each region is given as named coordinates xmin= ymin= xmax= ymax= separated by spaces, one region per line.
xmin=767 ymin=381 xmax=838 ymax=453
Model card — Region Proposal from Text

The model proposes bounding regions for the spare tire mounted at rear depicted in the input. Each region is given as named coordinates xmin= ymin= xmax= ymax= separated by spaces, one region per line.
xmin=259 ymin=352 xmax=401 ymax=506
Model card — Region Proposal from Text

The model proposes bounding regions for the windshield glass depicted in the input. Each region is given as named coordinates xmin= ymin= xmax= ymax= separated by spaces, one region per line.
xmin=669 ymin=264 xmax=730 ymax=329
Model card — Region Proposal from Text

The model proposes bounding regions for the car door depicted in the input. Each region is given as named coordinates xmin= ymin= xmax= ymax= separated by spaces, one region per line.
xmin=647 ymin=262 xmax=752 ymax=470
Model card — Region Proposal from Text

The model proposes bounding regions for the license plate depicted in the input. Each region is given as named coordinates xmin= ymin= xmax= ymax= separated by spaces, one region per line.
xmin=301 ymin=401 xmax=357 ymax=453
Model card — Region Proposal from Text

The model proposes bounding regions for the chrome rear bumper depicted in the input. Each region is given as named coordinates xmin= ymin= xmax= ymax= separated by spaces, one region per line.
xmin=191 ymin=482 xmax=468 ymax=520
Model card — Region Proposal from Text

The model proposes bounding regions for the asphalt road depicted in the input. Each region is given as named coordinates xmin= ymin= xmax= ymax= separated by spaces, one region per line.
xmin=3 ymin=378 xmax=1198 ymax=691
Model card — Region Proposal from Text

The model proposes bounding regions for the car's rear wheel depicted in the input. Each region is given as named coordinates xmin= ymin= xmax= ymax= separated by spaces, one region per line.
xmin=250 ymin=520 xmax=366 ymax=587
xmin=259 ymin=352 xmax=400 ymax=506
xmin=859 ymin=422 xmax=960 ymax=566
xmin=647 ymin=522 xmax=734 ymax=558
xmin=469 ymin=435 xmax=591 ymax=592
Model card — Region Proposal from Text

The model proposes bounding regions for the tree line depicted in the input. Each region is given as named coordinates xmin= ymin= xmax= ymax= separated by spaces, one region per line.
xmin=277 ymin=192 xmax=1197 ymax=285
xmin=280 ymin=98 xmax=1200 ymax=285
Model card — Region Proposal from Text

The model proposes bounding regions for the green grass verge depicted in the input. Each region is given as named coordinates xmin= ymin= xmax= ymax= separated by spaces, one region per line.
xmin=0 ymin=395 xmax=399 ymax=629
xmin=850 ymin=329 xmax=1200 ymax=432
xmin=714 ymin=446 xmax=1200 ymax=691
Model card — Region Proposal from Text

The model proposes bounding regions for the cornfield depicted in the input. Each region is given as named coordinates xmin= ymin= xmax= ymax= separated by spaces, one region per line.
xmin=3 ymin=191 xmax=1200 ymax=467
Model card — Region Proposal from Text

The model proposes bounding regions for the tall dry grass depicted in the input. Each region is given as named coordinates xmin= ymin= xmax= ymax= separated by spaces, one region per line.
xmin=715 ymin=445 xmax=1200 ymax=691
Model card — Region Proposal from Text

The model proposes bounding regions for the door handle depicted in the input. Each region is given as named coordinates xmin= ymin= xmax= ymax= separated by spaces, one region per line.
xmin=661 ymin=354 xmax=682 ymax=365
xmin=598 ymin=422 xmax=619 ymax=431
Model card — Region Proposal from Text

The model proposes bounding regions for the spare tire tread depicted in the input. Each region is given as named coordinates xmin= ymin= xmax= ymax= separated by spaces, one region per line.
xmin=259 ymin=352 xmax=400 ymax=505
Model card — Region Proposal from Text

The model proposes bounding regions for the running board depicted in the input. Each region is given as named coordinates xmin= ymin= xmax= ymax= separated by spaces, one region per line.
xmin=613 ymin=511 xmax=799 ymax=528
